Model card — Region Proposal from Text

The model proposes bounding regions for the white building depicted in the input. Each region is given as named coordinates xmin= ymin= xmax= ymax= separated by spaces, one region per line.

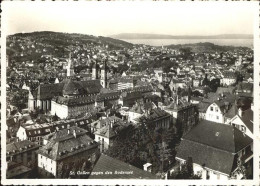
xmin=205 ymin=102 xmax=225 ymax=123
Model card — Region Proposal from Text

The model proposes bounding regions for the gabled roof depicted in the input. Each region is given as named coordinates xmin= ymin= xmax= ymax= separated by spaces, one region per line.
xmin=89 ymin=154 xmax=157 ymax=179
xmin=240 ymin=109 xmax=253 ymax=133
xmin=225 ymin=103 xmax=238 ymax=119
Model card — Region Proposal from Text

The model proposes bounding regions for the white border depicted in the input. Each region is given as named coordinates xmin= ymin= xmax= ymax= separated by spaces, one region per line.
xmin=1 ymin=1 xmax=259 ymax=185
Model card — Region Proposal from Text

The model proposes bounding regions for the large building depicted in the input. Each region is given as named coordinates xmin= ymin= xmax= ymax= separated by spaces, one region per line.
xmin=161 ymin=98 xmax=198 ymax=135
xmin=17 ymin=116 xmax=93 ymax=145
xmin=37 ymin=126 xmax=99 ymax=178
xmin=176 ymin=120 xmax=253 ymax=180
xmin=6 ymin=140 xmax=40 ymax=166
xmin=28 ymin=79 xmax=102 ymax=112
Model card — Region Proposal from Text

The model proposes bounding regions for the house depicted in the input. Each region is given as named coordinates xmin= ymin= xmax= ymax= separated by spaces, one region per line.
xmin=90 ymin=115 xmax=124 ymax=134
xmin=220 ymin=72 xmax=236 ymax=86
xmin=94 ymin=118 xmax=128 ymax=152
xmin=154 ymin=68 xmax=163 ymax=83
xmin=117 ymin=77 xmax=138 ymax=90
xmin=162 ymin=99 xmax=198 ymax=135
xmin=17 ymin=116 xmax=93 ymax=145
xmin=6 ymin=162 xmax=32 ymax=179
xmin=176 ymin=120 xmax=253 ymax=180
xmin=118 ymin=91 xmax=143 ymax=108
xmin=169 ymin=78 xmax=187 ymax=92
xmin=235 ymin=82 xmax=253 ymax=98
xmin=216 ymin=86 xmax=235 ymax=95
xmin=128 ymin=103 xmax=144 ymax=123
xmin=139 ymin=108 xmax=172 ymax=130
xmin=37 ymin=126 xmax=99 ymax=178
xmin=6 ymin=140 xmax=40 ymax=166
xmin=227 ymin=108 xmax=253 ymax=139
xmin=89 ymin=154 xmax=157 ymax=179
xmin=205 ymin=93 xmax=236 ymax=124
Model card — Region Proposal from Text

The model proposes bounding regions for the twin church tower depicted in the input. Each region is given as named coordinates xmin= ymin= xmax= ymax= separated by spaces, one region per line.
xmin=66 ymin=52 xmax=108 ymax=88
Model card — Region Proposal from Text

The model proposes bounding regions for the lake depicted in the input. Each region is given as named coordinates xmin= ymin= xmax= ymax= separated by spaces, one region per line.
xmin=121 ymin=39 xmax=253 ymax=48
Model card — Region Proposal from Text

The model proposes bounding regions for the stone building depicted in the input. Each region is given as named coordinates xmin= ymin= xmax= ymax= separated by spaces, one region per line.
xmin=37 ymin=126 xmax=99 ymax=178
xmin=6 ymin=140 xmax=40 ymax=166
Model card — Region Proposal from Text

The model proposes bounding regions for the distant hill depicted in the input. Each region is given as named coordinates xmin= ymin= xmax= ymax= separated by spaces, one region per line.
xmin=9 ymin=31 xmax=134 ymax=49
xmin=110 ymin=33 xmax=253 ymax=40
xmin=165 ymin=42 xmax=250 ymax=53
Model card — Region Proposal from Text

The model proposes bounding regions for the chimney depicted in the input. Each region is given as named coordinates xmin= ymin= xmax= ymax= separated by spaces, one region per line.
xmin=143 ymin=163 xmax=152 ymax=172
xmin=238 ymin=108 xmax=242 ymax=117
xmin=73 ymin=129 xmax=77 ymax=138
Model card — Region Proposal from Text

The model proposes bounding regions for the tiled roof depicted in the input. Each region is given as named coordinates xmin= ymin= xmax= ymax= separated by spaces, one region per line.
xmin=37 ymin=126 xmax=98 ymax=161
xmin=89 ymin=154 xmax=157 ymax=179
xmin=94 ymin=118 xmax=127 ymax=139
xmin=237 ymin=82 xmax=253 ymax=92
xmin=145 ymin=108 xmax=170 ymax=122
xmin=22 ymin=116 xmax=93 ymax=138
xmin=121 ymin=91 xmax=143 ymax=101
xmin=184 ymin=120 xmax=252 ymax=153
xmin=7 ymin=163 xmax=32 ymax=179
xmin=177 ymin=120 xmax=252 ymax=175
xmin=34 ymin=79 xmax=102 ymax=100
xmin=225 ymin=103 xmax=238 ymax=119
xmin=240 ymin=109 xmax=253 ymax=133
xmin=6 ymin=140 xmax=40 ymax=156
xmin=216 ymin=86 xmax=235 ymax=94
xmin=177 ymin=138 xmax=235 ymax=175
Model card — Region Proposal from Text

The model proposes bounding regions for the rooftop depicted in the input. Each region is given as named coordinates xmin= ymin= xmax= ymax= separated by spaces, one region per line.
xmin=89 ymin=154 xmax=157 ymax=179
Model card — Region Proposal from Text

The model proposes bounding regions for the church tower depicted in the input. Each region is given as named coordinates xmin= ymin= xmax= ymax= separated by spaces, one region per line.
xmin=100 ymin=59 xmax=108 ymax=88
xmin=67 ymin=52 xmax=74 ymax=77
xmin=92 ymin=60 xmax=98 ymax=80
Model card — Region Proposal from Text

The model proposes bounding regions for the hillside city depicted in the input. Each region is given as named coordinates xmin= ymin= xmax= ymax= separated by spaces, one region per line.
xmin=5 ymin=32 xmax=254 ymax=180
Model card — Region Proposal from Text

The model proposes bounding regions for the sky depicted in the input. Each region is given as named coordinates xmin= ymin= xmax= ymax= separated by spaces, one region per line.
xmin=2 ymin=1 xmax=257 ymax=37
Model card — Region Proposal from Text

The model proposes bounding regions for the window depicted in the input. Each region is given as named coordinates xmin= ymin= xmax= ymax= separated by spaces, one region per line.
xmin=216 ymin=116 xmax=219 ymax=120
xmin=241 ymin=126 xmax=246 ymax=132
xmin=210 ymin=107 xmax=213 ymax=111
xmin=215 ymin=107 xmax=218 ymax=112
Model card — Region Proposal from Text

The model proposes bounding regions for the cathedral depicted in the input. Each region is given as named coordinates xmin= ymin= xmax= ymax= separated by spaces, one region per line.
xmin=28 ymin=54 xmax=109 ymax=118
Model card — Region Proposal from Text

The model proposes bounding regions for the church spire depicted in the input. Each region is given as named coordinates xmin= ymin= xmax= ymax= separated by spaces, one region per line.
xmin=67 ymin=52 xmax=74 ymax=77
xmin=100 ymin=58 xmax=108 ymax=88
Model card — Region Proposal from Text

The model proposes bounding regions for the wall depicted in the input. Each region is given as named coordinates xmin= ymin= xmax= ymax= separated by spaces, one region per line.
xmin=95 ymin=134 xmax=110 ymax=152
xmin=38 ymin=154 xmax=57 ymax=176
xmin=51 ymin=101 xmax=68 ymax=119
xmin=17 ymin=127 xmax=27 ymax=141
xmin=205 ymin=103 xmax=224 ymax=123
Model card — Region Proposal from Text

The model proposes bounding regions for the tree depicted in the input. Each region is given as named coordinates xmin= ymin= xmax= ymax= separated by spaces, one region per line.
xmin=209 ymin=78 xmax=220 ymax=92
xmin=230 ymin=158 xmax=246 ymax=179
xmin=168 ymin=159 xmax=201 ymax=179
